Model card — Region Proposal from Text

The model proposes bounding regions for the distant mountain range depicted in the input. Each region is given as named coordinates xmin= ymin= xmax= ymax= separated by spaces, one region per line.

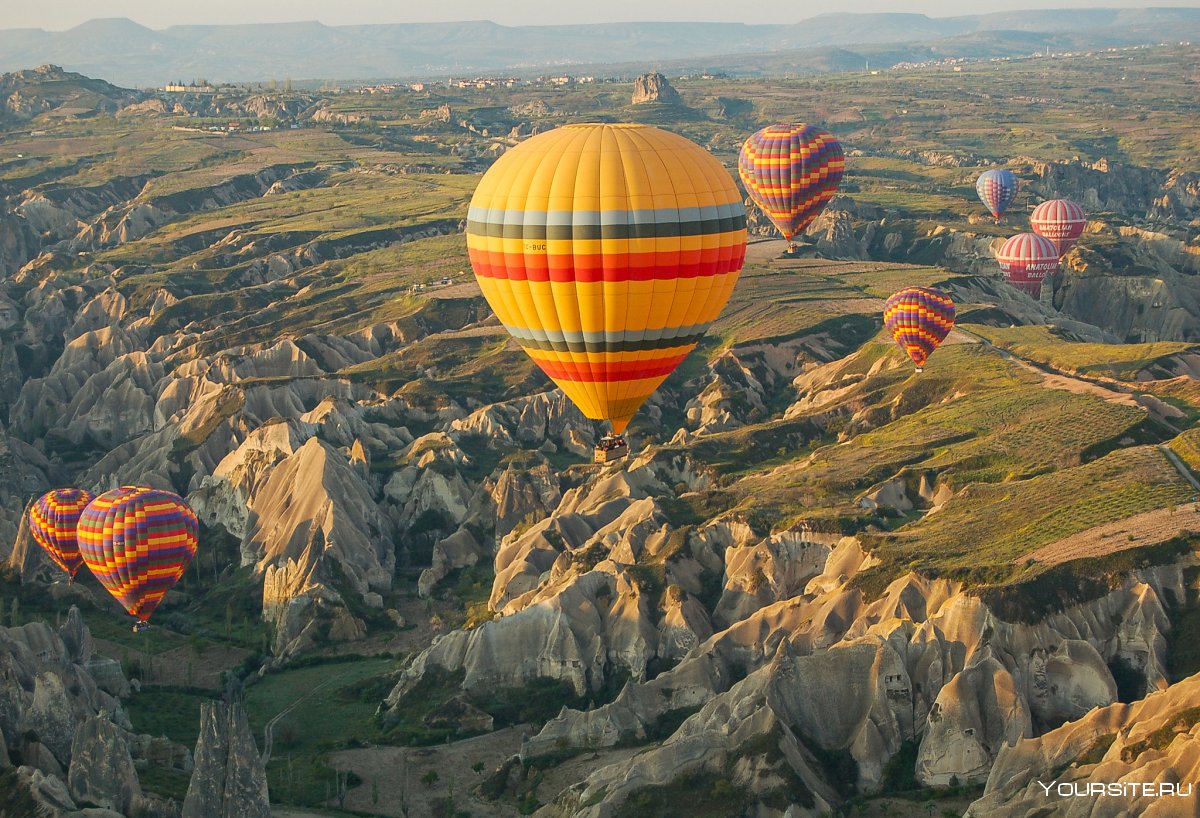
xmin=0 ymin=8 xmax=1198 ymax=86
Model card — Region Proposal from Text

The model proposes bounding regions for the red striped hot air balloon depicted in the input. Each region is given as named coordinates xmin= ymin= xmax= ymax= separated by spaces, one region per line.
xmin=883 ymin=287 xmax=955 ymax=371
xmin=78 ymin=487 xmax=198 ymax=630
xmin=28 ymin=488 xmax=94 ymax=580
xmin=1030 ymin=198 xmax=1086 ymax=256
xmin=996 ymin=233 xmax=1060 ymax=298
xmin=738 ymin=123 xmax=844 ymax=250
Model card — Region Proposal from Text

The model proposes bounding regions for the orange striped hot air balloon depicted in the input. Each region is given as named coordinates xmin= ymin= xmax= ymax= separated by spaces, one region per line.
xmin=78 ymin=487 xmax=198 ymax=629
xmin=28 ymin=488 xmax=94 ymax=580
xmin=466 ymin=122 xmax=747 ymax=438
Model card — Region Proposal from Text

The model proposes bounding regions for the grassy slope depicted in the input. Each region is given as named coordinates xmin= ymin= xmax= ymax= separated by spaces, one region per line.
xmin=966 ymin=324 xmax=1198 ymax=379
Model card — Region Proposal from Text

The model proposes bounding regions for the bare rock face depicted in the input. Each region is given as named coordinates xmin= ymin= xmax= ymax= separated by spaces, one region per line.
xmin=0 ymin=608 xmax=185 ymax=817
xmin=631 ymin=72 xmax=681 ymax=105
xmin=14 ymin=764 xmax=78 ymax=813
xmin=497 ymin=510 xmax=1177 ymax=815
xmin=247 ymin=436 xmax=393 ymax=652
xmin=966 ymin=671 xmax=1200 ymax=817
xmin=0 ymin=434 xmax=49 ymax=569
xmin=684 ymin=351 xmax=768 ymax=434
xmin=182 ymin=700 xmax=270 ymax=818
xmin=67 ymin=715 xmax=142 ymax=813
xmin=418 ymin=527 xmax=489 ymax=598
xmin=490 ymin=459 xmax=563 ymax=542
xmin=916 ymin=650 xmax=1034 ymax=786
xmin=22 ymin=672 xmax=79 ymax=767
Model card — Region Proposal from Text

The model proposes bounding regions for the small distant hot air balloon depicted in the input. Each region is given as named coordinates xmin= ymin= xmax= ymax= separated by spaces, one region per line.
xmin=78 ymin=487 xmax=198 ymax=630
xmin=976 ymin=169 xmax=1019 ymax=223
xmin=996 ymin=233 xmax=1060 ymax=298
xmin=28 ymin=488 xmax=94 ymax=581
xmin=466 ymin=123 xmax=747 ymax=454
xmin=738 ymin=123 xmax=844 ymax=252
xmin=883 ymin=287 xmax=956 ymax=372
xmin=1030 ymin=198 xmax=1086 ymax=256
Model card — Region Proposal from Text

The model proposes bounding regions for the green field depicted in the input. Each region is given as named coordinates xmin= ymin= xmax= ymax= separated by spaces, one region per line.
xmin=966 ymin=325 xmax=1198 ymax=380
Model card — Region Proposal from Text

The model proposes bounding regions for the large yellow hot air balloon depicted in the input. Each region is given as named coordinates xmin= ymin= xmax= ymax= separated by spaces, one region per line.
xmin=466 ymin=123 xmax=747 ymax=439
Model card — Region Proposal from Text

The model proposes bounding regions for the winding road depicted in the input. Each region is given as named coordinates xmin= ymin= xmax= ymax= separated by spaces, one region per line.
xmin=261 ymin=676 xmax=337 ymax=766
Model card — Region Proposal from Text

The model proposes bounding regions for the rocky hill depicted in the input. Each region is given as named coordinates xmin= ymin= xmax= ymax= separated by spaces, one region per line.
xmin=0 ymin=64 xmax=141 ymax=122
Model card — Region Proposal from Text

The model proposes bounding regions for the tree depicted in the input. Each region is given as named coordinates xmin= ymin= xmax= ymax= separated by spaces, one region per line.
xmin=421 ymin=769 xmax=439 ymax=788
xmin=335 ymin=769 xmax=350 ymax=808
xmin=471 ymin=761 xmax=485 ymax=775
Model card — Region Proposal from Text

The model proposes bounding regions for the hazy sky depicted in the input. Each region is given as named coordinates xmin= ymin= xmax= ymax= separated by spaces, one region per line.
xmin=8 ymin=0 xmax=1200 ymax=29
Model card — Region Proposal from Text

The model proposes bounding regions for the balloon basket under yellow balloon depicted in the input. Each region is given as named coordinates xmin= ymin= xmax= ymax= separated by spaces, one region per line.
xmin=132 ymin=621 xmax=150 ymax=634
xmin=594 ymin=434 xmax=630 ymax=464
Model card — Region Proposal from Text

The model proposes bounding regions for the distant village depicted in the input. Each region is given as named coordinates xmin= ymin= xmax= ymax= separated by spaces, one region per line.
xmin=99 ymin=41 xmax=1184 ymax=138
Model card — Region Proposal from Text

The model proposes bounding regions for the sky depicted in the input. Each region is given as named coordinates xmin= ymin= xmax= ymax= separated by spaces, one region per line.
xmin=6 ymin=0 xmax=1200 ymax=29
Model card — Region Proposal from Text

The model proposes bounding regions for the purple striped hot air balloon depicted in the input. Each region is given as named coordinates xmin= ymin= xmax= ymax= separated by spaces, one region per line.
xmin=28 ymin=488 xmax=94 ymax=580
xmin=739 ymin=123 xmax=844 ymax=250
xmin=78 ymin=487 xmax=198 ymax=630
xmin=976 ymin=169 xmax=1019 ymax=222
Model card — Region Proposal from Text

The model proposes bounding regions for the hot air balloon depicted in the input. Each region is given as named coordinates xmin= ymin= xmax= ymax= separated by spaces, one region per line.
xmin=78 ymin=487 xmax=198 ymax=630
xmin=465 ymin=122 xmax=747 ymax=457
xmin=1031 ymin=198 xmax=1086 ymax=256
xmin=996 ymin=233 xmax=1059 ymax=298
xmin=738 ymin=123 xmax=844 ymax=253
xmin=883 ymin=287 xmax=955 ymax=372
xmin=27 ymin=488 xmax=94 ymax=581
xmin=976 ymin=169 xmax=1019 ymax=223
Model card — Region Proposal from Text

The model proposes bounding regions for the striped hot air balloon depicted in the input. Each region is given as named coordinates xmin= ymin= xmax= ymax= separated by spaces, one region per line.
xmin=466 ymin=122 xmax=747 ymax=437
xmin=1031 ymin=198 xmax=1086 ymax=256
xmin=28 ymin=488 xmax=94 ymax=580
xmin=997 ymin=233 xmax=1060 ymax=298
xmin=883 ymin=287 xmax=956 ymax=371
xmin=738 ymin=123 xmax=844 ymax=246
xmin=78 ymin=487 xmax=198 ymax=627
xmin=976 ymin=169 xmax=1019 ymax=222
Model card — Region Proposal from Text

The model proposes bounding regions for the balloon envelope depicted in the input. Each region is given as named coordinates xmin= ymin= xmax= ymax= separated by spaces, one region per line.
xmin=883 ymin=287 xmax=956 ymax=368
xmin=78 ymin=487 xmax=198 ymax=622
xmin=997 ymin=233 xmax=1059 ymax=298
xmin=466 ymin=122 xmax=747 ymax=434
xmin=738 ymin=123 xmax=844 ymax=241
xmin=1031 ymin=198 xmax=1086 ymax=256
xmin=976 ymin=169 xmax=1019 ymax=221
xmin=28 ymin=488 xmax=94 ymax=579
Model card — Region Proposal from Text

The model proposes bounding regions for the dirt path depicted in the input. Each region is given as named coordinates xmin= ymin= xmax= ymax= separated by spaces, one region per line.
xmin=328 ymin=725 xmax=530 ymax=817
xmin=262 ymin=676 xmax=338 ymax=766
xmin=956 ymin=326 xmax=1185 ymax=423
xmin=1018 ymin=502 xmax=1200 ymax=566
xmin=1161 ymin=445 xmax=1200 ymax=493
